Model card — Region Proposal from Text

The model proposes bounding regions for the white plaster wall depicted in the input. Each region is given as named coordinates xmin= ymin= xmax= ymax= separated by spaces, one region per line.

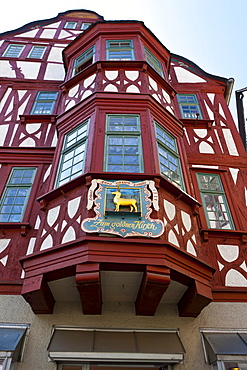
xmin=44 ymin=63 xmax=65 ymax=80
xmin=47 ymin=47 xmax=64 ymax=63
xmin=1 ymin=296 xmax=247 ymax=370
xmin=0 ymin=61 xmax=16 ymax=78
xmin=174 ymin=67 xmax=206 ymax=83
xmin=17 ymin=61 xmax=41 ymax=79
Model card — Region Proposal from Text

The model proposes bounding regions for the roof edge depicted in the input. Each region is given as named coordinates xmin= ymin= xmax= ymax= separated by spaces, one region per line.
xmin=171 ymin=53 xmax=229 ymax=84
xmin=0 ymin=9 xmax=104 ymax=37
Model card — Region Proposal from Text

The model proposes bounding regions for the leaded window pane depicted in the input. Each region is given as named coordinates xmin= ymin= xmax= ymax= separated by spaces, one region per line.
xmin=0 ymin=168 xmax=36 ymax=222
xmin=105 ymin=115 xmax=142 ymax=173
xmin=3 ymin=44 xmax=24 ymax=57
xmin=65 ymin=22 xmax=77 ymax=29
xmin=81 ymin=23 xmax=92 ymax=30
xmin=28 ymin=46 xmax=46 ymax=58
xmin=197 ymin=173 xmax=234 ymax=230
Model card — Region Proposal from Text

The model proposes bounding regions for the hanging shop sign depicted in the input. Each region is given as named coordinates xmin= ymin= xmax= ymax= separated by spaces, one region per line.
xmin=81 ymin=179 xmax=164 ymax=238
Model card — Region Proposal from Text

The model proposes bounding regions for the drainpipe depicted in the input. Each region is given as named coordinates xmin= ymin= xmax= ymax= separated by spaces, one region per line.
xmin=225 ymin=77 xmax=234 ymax=105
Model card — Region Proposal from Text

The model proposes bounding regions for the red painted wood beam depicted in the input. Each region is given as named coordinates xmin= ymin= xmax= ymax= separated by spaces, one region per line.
xmin=21 ymin=274 xmax=55 ymax=314
xmin=135 ymin=265 xmax=170 ymax=316
xmin=178 ymin=280 xmax=213 ymax=317
xmin=76 ymin=263 xmax=102 ymax=315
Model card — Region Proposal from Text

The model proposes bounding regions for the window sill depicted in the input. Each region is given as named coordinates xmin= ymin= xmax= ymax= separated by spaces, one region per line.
xmin=61 ymin=61 xmax=176 ymax=98
xmin=180 ymin=118 xmax=214 ymax=128
xmin=37 ymin=171 xmax=201 ymax=213
xmin=201 ymin=228 xmax=247 ymax=243
xmin=0 ymin=222 xmax=30 ymax=236
xmin=20 ymin=114 xmax=57 ymax=123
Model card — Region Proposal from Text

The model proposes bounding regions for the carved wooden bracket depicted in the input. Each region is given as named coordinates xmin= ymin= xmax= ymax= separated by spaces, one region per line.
xmin=76 ymin=263 xmax=102 ymax=314
xmin=136 ymin=265 xmax=170 ymax=316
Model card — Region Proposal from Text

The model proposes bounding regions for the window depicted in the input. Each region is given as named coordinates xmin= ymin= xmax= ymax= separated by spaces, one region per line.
xmin=49 ymin=328 xmax=184 ymax=367
xmin=58 ymin=366 xmax=173 ymax=370
xmin=0 ymin=168 xmax=36 ymax=222
xmin=27 ymin=45 xmax=46 ymax=59
xmin=56 ymin=120 xmax=89 ymax=187
xmin=31 ymin=91 xmax=58 ymax=114
xmin=3 ymin=44 xmax=24 ymax=57
xmin=201 ymin=330 xmax=247 ymax=370
xmin=177 ymin=94 xmax=203 ymax=119
xmin=144 ymin=47 xmax=163 ymax=76
xmin=73 ymin=46 xmax=95 ymax=76
xmin=81 ymin=23 xmax=92 ymax=30
xmin=106 ymin=40 xmax=135 ymax=60
xmin=64 ymin=21 xmax=77 ymax=29
xmin=155 ymin=123 xmax=184 ymax=189
xmin=0 ymin=324 xmax=29 ymax=370
xmin=105 ymin=115 xmax=143 ymax=173
xmin=197 ymin=173 xmax=234 ymax=229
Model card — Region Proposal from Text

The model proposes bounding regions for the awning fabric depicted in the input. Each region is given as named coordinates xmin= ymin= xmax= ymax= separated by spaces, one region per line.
xmin=0 ymin=327 xmax=27 ymax=361
xmin=202 ymin=332 xmax=247 ymax=364
xmin=48 ymin=328 xmax=185 ymax=364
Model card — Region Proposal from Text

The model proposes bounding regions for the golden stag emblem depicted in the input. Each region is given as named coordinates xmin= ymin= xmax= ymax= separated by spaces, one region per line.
xmin=112 ymin=190 xmax=138 ymax=212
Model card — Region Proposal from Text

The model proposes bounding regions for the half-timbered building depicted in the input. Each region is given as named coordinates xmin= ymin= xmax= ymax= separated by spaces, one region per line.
xmin=0 ymin=9 xmax=247 ymax=370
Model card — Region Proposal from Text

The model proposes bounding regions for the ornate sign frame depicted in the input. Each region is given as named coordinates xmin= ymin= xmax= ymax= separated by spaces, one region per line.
xmin=81 ymin=179 xmax=164 ymax=238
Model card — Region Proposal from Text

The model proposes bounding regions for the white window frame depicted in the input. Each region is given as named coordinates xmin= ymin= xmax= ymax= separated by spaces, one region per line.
xmin=81 ymin=23 xmax=92 ymax=30
xmin=27 ymin=45 xmax=46 ymax=59
xmin=3 ymin=44 xmax=25 ymax=58
xmin=64 ymin=21 xmax=77 ymax=29
xmin=57 ymin=365 xmax=173 ymax=370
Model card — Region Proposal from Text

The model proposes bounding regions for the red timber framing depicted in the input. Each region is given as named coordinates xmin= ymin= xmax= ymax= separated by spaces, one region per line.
xmin=0 ymin=10 xmax=247 ymax=320
xmin=19 ymin=166 xmax=214 ymax=317
xmin=20 ymin=234 xmax=215 ymax=316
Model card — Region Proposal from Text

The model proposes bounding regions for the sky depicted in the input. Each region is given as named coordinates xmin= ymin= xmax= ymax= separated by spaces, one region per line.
xmin=1 ymin=0 xmax=247 ymax=121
